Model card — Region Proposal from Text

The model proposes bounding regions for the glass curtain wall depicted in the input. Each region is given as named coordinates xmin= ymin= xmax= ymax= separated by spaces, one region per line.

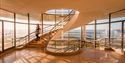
xmin=111 ymin=23 xmax=122 ymax=49
xmin=58 ymin=27 xmax=81 ymax=49
xmin=16 ymin=24 xmax=28 ymax=37
xmin=96 ymin=14 xmax=109 ymax=46
xmin=29 ymin=24 xmax=36 ymax=41
xmin=4 ymin=22 xmax=14 ymax=49
xmin=46 ymin=8 xmax=78 ymax=52
xmin=47 ymin=27 xmax=81 ymax=52
xmin=16 ymin=14 xmax=28 ymax=46
xmin=16 ymin=14 xmax=28 ymax=23
xmin=50 ymin=31 xmax=69 ymax=52
xmin=30 ymin=13 xmax=41 ymax=41
xmin=69 ymin=27 xmax=81 ymax=48
xmin=96 ymin=15 xmax=109 ymax=23
xmin=85 ymin=24 xmax=94 ymax=48
xmin=44 ymin=9 xmax=73 ymax=34
xmin=0 ymin=9 xmax=14 ymax=21
xmin=55 ymin=9 xmax=74 ymax=30
xmin=16 ymin=24 xmax=28 ymax=46
xmin=0 ymin=9 xmax=43 ymax=52
xmin=111 ymin=9 xmax=125 ymax=53
xmin=96 ymin=24 xmax=109 ymax=46
xmin=55 ymin=11 xmax=61 ymax=24
xmin=69 ymin=27 xmax=81 ymax=40
xmin=43 ymin=13 xmax=55 ymax=34
xmin=0 ymin=9 xmax=14 ymax=50
xmin=16 ymin=14 xmax=28 ymax=38
xmin=30 ymin=13 xmax=41 ymax=33
xmin=111 ymin=10 xmax=125 ymax=22
xmin=86 ymin=25 xmax=94 ymax=40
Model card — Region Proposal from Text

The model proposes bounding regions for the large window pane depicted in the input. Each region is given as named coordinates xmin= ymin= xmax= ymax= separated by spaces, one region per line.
xmin=43 ymin=14 xmax=55 ymax=34
xmin=30 ymin=24 xmax=37 ymax=41
xmin=69 ymin=27 xmax=81 ymax=48
xmin=96 ymin=24 xmax=109 ymax=46
xmin=30 ymin=24 xmax=36 ymax=33
xmin=111 ymin=10 xmax=125 ymax=22
xmin=43 ymin=14 xmax=55 ymax=23
xmin=46 ymin=9 xmax=70 ymax=14
xmin=0 ymin=9 xmax=14 ymax=21
xmin=16 ymin=14 xmax=28 ymax=23
xmin=55 ymin=9 xmax=68 ymax=23
xmin=30 ymin=13 xmax=41 ymax=24
xmin=97 ymin=14 xmax=109 ymax=23
xmin=16 ymin=23 xmax=28 ymax=46
xmin=4 ymin=22 xmax=14 ymax=50
xmin=30 ymin=14 xmax=42 ymax=41
xmin=47 ymin=27 xmax=81 ymax=52
xmin=69 ymin=27 xmax=81 ymax=40
xmin=86 ymin=25 xmax=94 ymax=48
xmin=55 ymin=14 xmax=61 ymax=23
xmin=0 ymin=21 xmax=2 ymax=51
xmin=111 ymin=23 xmax=122 ymax=51
xmin=86 ymin=25 xmax=94 ymax=40
xmin=16 ymin=23 xmax=28 ymax=37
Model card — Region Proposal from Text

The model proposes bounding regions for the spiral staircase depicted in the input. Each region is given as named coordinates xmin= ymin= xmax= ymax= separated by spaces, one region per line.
xmin=14 ymin=10 xmax=82 ymax=55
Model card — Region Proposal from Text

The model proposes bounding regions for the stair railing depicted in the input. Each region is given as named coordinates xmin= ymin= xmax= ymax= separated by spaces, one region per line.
xmin=13 ymin=31 xmax=36 ymax=47
xmin=13 ymin=10 xmax=75 ymax=48
xmin=47 ymin=40 xmax=80 ymax=52
xmin=64 ymin=40 xmax=80 ymax=52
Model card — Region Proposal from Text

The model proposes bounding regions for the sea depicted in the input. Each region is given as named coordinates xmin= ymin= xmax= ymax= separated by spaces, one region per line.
xmin=0 ymin=29 xmax=124 ymax=40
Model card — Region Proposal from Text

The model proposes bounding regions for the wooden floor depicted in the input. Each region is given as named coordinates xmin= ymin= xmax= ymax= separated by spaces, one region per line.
xmin=0 ymin=48 xmax=124 ymax=63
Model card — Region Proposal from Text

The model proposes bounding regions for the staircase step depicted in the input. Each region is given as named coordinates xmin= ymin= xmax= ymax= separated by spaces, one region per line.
xmin=29 ymin=42 xmax=43 ymax=45
xmin=26 ymin=39 xmax=45 ymax=48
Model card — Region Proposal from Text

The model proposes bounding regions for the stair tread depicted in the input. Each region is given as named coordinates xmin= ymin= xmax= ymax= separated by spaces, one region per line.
xmin=26 ymin=41 xmax=45 ymax=48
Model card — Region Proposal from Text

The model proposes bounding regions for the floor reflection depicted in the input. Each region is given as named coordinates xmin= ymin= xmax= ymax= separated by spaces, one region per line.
xmin=0 ymin=48 xmax=124 ymax=63
xmin=99 ymin=53 xmax=118 ymax=63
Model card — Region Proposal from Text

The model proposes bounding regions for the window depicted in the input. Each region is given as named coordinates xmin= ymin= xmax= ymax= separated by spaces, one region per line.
xmin=0 ymin=9 xmax=14 ymax=21
xmin=111 ymin=10 xmax=125 ymax=22
xmin=111 ymin=22 xmax=122 ymax=50
xmin=4 ymin=22 xmax=14 ymax=49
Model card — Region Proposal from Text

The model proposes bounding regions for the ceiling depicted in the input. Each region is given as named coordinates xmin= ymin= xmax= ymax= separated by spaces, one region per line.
xmin=0 ymin=0 xmax=125 ymax=29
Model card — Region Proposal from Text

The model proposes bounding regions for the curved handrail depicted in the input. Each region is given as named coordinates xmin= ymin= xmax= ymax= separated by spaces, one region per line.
xmin=46 ymin=40 xmax=80 ymax=53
